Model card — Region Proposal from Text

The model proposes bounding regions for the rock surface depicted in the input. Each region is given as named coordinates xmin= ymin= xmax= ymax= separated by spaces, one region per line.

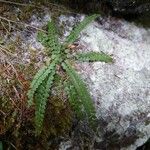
xmin=80 ymin=18 xmax=150 ymax=150
xmin=59 ymin=15 xmax=150 ymax=149
xmin=105 ymin=0 xmax=150 ymax=14
xmin=1 ymin=5 xmax=150 ymax=149
xmin=59 ymin=0 xmax=150 ymax=15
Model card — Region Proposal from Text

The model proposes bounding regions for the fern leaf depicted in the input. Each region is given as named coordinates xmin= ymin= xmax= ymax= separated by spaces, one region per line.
xmin=37 ymin=32 xmax=49 ymax=47
xmin=62 ymin=61 xmax=96 ymax=125
xmin=37 ymin=21 xmax=61 ymax=54
xmin=48 ymin=21 xmax=61 ymax=52
xmin=27 ymin=60 xmax=57 ymax=107
xmin=27 ymin=66 xmax=47 ymax=106
xmin=65 ymin=14 xmax=99 ymax=45
xmin=65 ymin=81 xmax=84 ymax=119
xmin=47 ymin=20 xmax=58 ymax=37
xmin=76 ymin=52 xmax=113 ymax=63
xmin=34 ymin=70 xmax=55 ymax=135
xmin=34 ymin=82 xmax=47 ymax=135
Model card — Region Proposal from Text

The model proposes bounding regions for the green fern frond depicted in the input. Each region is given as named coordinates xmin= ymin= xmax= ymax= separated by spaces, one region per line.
xmin=27 ymin=59 xmax=57 ymax=107
xmin=34 ymin=81 xmax=48 ymax=135
xmin=62 ymin=61 xmax=96 ymax=125
xmin=37 ymin=32 xmax=49 ymax=47
xmin=27 ymin=66 xmax=47 ymax=107
xmin=76 ymin=52 xmax=113 ymax=63
xmin=27 ymin=14 xmax=110 ymax=135
xmin=37 ymin=21 xmax=61 ymax=54
xmin=47 ymin=20 xmax=58 ymax=37
xmin=65 ymin=81 xmax=84 ymax=119
xmin=65 ymin=14 xmax=99 ymax=45
xmin=34 ymin=70 xmax=55 ymax=135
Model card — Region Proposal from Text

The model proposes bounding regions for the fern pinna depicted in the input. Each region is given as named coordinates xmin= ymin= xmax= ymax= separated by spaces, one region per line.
xmin=27 ymin=14 xmax=113 ymax=135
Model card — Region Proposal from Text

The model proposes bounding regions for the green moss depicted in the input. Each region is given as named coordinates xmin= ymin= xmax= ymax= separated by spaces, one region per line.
xmin=42 ymin=96 xmax=73 ymax=137
xmin=145 ymin=119 xmax=150 ymax=126
xmin=0 ymin=96 xmax=16 ymax=134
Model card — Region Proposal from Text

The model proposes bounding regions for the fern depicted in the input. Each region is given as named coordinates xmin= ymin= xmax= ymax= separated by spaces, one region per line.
xmin=34 ymin=70 xmax=55 ymax=135
xmin=37 ymin=32 xmax=49 ymax=47
xmin=34 ymin=81 xmax=48 ymax=135
xmin=27 ymin=59 xmax=57 ymax=107
xmin=27 ymin=66 xmax=47 ymax=106
xmin=65 ymin=14 xmax=99 ymax=45
xmin=76 ymin=52 xmax=113 ymax=63
xmin=27 ymin=20 xmax=61 ymax=134
xmin=37 ymin=21 xmax=61 ymax=55
xmin=65 ymin=81 xmax=84 ymax=119
xmin=62 ymin=61 xmax=96 ymax=125
xmin=27 ymin=14 xmax=113 ymax=135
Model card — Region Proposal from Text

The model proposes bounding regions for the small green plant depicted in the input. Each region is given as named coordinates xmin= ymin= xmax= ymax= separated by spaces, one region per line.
xmin=0 ymin=141 xmax=3 ymax=150
xmin=27 ymin=14 xmax=113 ymax=135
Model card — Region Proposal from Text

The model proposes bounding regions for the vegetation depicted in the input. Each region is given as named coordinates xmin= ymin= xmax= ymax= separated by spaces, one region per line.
xmin=0 ymin=1 xmax=150 ymax=149
xmin=27 ymin=14 xmax=113 ymax=135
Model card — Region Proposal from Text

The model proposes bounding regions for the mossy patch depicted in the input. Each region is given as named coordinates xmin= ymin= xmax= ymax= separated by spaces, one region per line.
xmin=0 ymin=1 xmax=77 ymax=149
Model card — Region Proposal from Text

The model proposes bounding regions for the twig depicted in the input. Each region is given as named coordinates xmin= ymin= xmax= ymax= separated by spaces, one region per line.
xmin=0 ymin=0 xmax=42 ymax=8
xmin=9 ymin=97 xmax=20 ymax=111
xmin=0 ymin=19 xmax=10 ymax=33
xmin=0 ymin=45 xmax=16 ymax=56
xmin=0 ymin=16 xmax=47 ymax=33
xmin=13 ymin=86 xmax=21 ymax=100
xmin=0 ymin=110 xmax=6 ymax=116
xmin=4 ymin=140 xmax=17 ymax=150
xmin=1 ymin=19 xmax=39 ymax=34
xmin=0 ymin=0 xmax=77 ymax=14
xmin=7 ymin=61 xmax=18 ymax=77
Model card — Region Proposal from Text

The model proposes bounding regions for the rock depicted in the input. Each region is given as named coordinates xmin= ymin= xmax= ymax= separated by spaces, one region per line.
xmin=105 ymin=0 xmax=150 ymax=15
xmin=12 ymin=12 xmax=149 ymax=149
xmin=1 ymin=4 xmax=150 ymax=149
xmin=59 ymin=15 xmax=150 ymax=149
xmin=80 ymin=17 xmax=150 ymax=150
xmin=58 ymin=0 xmax=150 ymax=15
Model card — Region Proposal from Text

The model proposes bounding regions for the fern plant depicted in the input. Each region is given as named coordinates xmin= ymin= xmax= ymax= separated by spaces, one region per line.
xmin=27 ymin=14 xmax=113 ymax=135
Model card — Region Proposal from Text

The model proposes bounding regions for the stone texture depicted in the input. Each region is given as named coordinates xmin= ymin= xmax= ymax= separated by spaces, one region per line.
xmin=2 ymin=7 xmax=149 ymax=148
xmin=79 ymin=17 xmax=150 ymax=150
xmin=59 ymin=14 xmax=150 ymax=149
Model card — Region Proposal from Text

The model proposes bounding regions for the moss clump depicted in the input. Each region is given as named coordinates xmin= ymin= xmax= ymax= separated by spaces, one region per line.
xmin=42 ymin=96 xmax=73 ymax=137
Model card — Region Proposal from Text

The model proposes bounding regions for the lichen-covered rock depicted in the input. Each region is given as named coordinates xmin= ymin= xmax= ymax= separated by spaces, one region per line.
xmin=77 ymin=17 xmax=150 ymax=150
xmin=59 ymin=14 xmax=150 ymax=149
xmin=1 ymin=3 xmax=150 ymax=149
xmin=13 ymin=13 xmax=150 ymax=149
